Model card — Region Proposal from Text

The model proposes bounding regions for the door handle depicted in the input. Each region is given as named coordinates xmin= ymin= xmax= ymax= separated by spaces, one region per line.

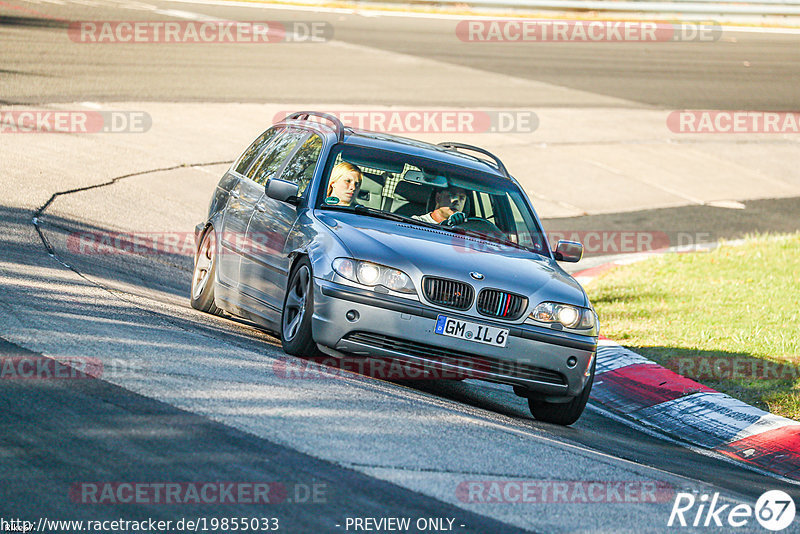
xmin=255 ymin=203 xmax=267 ymax=213
xmin=230 ymin=190 xmax=240 ymax=199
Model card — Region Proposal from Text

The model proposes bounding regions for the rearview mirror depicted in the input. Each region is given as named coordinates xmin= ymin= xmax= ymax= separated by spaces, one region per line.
xmin=553 ymin=240 xmax=583 ymax=263
xmin=266 ymin=179 xmax=299 ymax=205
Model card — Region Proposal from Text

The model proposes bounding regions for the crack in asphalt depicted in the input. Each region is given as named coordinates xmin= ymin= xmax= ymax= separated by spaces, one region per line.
xmin=33 ymin=161 xmax=232 ymax=229
xmin=19 ymin=160 xmax=298 ymax=362
xmin=31 ymin=160 xmax=232 ymax=269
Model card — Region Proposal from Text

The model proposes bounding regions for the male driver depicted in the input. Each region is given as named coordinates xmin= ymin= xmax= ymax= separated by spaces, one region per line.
xmin=413 ymin=186 xmax=468 ymax=226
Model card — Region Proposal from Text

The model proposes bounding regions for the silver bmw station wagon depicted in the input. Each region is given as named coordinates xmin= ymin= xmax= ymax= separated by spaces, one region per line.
xmin=192 ymin=111 xmax=598 ymax=425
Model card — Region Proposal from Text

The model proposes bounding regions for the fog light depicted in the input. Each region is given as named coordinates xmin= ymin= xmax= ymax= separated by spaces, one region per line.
xmin=567 ymin=356 xmax=578 ymax=368
xmin=346 ymin=310 xmax=359 ymax=322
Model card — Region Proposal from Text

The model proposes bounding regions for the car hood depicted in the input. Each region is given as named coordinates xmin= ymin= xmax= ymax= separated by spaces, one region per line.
xmin=317 ymin=211 xmax=588 ymax=307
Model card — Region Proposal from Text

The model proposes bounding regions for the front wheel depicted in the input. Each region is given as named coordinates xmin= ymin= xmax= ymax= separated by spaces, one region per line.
xmin=528 ymin=359 xmax=595 ymax=426
xmin=280 ymin=258 xmax=320 ymax=357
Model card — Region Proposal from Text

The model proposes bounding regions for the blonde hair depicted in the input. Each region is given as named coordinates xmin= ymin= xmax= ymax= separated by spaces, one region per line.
xmin=327 ymin=161 xmax=362 ymax=197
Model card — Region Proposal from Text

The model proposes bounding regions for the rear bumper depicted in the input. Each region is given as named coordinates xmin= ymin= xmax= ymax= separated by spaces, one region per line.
xmin=311 ymin=279 xmax=596 ymax=397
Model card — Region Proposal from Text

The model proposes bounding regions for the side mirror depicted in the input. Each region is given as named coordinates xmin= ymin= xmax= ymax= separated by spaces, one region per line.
xmin=266 ymin=179 xmax=300 ymax=205
xmin=553 ymin=240 xmax=583 ymax=263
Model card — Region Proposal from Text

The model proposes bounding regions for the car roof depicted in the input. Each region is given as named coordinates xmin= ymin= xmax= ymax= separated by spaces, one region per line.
xmin=280 ymin=117 xmax=512 ymax=181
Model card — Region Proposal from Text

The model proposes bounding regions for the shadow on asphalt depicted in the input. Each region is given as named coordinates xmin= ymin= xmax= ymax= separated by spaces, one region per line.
xmin=0 ymin=338 xmax=531 ymax=533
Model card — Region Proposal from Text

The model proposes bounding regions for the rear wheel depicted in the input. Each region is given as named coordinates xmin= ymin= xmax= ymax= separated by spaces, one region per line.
xmin=528 ymin=359 xmax=595 ymax=426
xmin=281 ymin=258 xmax=320 ymax=357
xmin=191 ymin=228 xmax=221 ymax=315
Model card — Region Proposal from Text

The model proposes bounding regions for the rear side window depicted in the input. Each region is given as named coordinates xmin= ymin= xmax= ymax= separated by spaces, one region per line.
xmin=234 ymin=127 xmax=282 ymax=175
xmin=278 ymin=133 xmax=323 ymax=195
xmin=247 ymin=129 xmax=306 ymax=186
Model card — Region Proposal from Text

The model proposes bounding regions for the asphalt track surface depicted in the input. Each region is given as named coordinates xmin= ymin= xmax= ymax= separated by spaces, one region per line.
xmin=2 ymin=0 xmax=800 ymax=532
xmin=2 ymin=1 xmax=800 ymax=109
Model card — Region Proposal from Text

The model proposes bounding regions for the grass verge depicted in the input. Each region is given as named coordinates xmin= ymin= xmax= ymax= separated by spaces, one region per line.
xmin=587 ymin=233 xmax=800 ymax=419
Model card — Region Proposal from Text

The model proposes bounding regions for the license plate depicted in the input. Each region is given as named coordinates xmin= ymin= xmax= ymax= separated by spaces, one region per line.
xmin=434 ymin=315 xmax=509 ymax=348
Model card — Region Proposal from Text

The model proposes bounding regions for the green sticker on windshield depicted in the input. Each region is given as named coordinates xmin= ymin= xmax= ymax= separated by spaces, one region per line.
xmin=324 ymin=196 xmax=340 ymax=205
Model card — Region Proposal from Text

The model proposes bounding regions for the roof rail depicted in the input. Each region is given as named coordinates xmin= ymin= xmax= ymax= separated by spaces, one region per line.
xmin=437 ymin=142 xmax=510 ymax=178
xmin=286 ymin=111 xmax=345 ymax=141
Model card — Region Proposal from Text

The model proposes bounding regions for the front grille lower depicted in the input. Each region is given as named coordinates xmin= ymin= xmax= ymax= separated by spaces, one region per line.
xmin=477 ymin=289 xmax=527 ymax=320
xmin=422 ymin=277 xmax=474 ymax=310
xmin=343 ymin=332 xmax=567 ymax=386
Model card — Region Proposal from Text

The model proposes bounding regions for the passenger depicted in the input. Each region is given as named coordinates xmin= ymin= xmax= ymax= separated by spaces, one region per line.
xmin=326 ymin=161 xmax=362 ymax=206
xmin=413 ymin=186 xmax=468 ymax=225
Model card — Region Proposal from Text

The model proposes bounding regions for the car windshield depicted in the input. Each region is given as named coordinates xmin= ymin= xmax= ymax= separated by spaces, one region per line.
xmin=316 ymin=145 xmax=548 ymax=255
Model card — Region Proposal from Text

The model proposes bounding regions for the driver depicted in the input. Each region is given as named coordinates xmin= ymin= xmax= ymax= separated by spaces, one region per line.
xmin=413 ymin=186 xmax=468 ymax=226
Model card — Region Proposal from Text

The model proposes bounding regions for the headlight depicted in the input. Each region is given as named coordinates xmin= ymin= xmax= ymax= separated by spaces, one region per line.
xmin=557 ymin=306 xmax=580 ymax=327
xmin=357 ymin=262 xmax=381 ymax=286
xmin=332 ymin=258 xmax=416 ymax=294
xmin=528 ymin=302 xmax=596 ymax=330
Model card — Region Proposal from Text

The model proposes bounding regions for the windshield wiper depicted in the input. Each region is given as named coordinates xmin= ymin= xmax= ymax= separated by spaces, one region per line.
xmin=352 ymin=204 xmax=414 ymax=223
xmin=448 ymin=226 xmax=543 ymax=256
xmin=322 ymin=204 xmax=423 ymax=226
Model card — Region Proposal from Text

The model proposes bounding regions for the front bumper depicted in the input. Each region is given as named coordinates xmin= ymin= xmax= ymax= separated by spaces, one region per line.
xmin=311 ymin=279 xmax=597 ymax=398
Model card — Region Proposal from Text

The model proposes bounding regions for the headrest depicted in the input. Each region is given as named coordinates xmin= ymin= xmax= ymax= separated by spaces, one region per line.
xmin=394 ymin=181 xmax=432 ymax=205
xmin=360 ymin=171 xmax=386 ymax=187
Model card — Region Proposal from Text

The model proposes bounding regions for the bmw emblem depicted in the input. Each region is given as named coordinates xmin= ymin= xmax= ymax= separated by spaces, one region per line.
xmin=470 ymin=272 xmax=484 ymax=280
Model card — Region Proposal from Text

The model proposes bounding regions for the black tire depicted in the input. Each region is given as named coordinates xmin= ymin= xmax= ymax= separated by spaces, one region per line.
xmin=190 ymin=228 xmax=221 ymax=315
xmin=280 ymin=258 xmax=320 ymax=357
xmin=528 ymin=359 xmax=596 ymax=426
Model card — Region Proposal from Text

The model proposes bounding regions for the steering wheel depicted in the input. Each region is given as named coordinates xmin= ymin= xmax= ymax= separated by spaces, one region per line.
xmin=455 ymin=217 xmax=506 ymax=238
xmin=458 ymin=216 xmax=498 ymax=230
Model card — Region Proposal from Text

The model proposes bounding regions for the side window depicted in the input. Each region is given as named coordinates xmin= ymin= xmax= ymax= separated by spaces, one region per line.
xmin=278 ymin=133 xmax=323 ymax=195
xmin=235 ymin=127 xmax=282 ymax=175
xmin=508 ymin=196 xmax=543 ymax=251
xmin=247 ymin=129 xmax=305 ymax=186
xmin=474 ymin=192 xmax=495 ymax=221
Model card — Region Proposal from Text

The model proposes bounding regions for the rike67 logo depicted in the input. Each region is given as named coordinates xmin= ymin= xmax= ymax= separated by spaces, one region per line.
xmin=668 ymin=490 xmax=796 ymax=531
